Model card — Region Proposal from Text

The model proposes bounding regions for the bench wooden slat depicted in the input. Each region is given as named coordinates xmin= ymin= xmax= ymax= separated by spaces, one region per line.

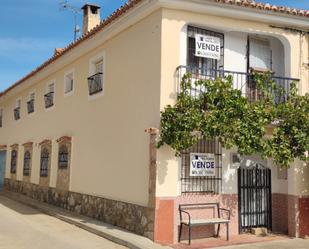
xmin=182 ymin=218 xmax=230 ymax=226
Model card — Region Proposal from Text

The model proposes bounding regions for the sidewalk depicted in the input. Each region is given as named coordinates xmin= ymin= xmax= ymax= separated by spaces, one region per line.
xmin=1 ymin=191 xmax=171 ymax=249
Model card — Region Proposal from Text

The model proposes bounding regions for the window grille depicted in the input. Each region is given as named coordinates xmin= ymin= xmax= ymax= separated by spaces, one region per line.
xmin=10 ymin=149 xmax=17 ymax=174
xmin=88 ymin=58 xmax=103 ymax=95
xmin=187 ymin=26 xmax=224 ymax=71
xmin=44 ymin=92 xmax=54 ymax=108
xmin=23 ymin=151 xmax=31 ymax=176
xmin=14 ymin=107 xmax=20 ymax=120
xmin=88 ymin=73 xmax=103 ymax=95
xmin=58 ymin=145 xmax=69 ymax=168
xmin=27 ymin=93 xmax=35 ymax=114
xmin=181 ymin=139 xmax=222 ymax=194
xmin=40 ymin=148 xmax=49 ymax=177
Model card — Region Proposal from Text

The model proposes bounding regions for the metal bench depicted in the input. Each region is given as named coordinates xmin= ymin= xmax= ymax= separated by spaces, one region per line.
xmin=178 ymin=203 xmax=231 ymax=245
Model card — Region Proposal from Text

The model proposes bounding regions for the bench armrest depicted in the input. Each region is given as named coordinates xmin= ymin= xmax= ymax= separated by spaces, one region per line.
xmin=219 ymin=208 xmax=231 ymax=220
xmin=179 ymin=209 xmax=191 ymax=224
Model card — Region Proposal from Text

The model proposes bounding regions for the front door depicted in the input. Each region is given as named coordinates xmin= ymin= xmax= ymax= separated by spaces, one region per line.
xmin=0 ymin=151 xmax=6 ymax=190
xmin=238 ymin=162 xmax=272 ymax=233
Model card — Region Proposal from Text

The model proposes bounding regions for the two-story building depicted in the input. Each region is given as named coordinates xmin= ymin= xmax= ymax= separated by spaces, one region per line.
xmin=0 ymin=0 xmax=308 ymax=245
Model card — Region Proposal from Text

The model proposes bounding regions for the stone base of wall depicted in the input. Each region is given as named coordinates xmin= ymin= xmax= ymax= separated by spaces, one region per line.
xmin=4 ymin=178 xmax=154 ymax=239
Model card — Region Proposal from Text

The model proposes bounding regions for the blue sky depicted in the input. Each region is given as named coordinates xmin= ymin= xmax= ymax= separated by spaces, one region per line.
xmin=0 ymin=0 xmax=308 ymax=91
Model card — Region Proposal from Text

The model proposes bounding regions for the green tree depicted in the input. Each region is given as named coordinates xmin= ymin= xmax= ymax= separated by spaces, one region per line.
xmin=158 ymin=73 xmax=309 ymax=167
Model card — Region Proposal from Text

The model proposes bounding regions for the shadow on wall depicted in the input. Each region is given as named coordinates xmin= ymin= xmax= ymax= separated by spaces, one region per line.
xmin=156 ymin=145 xmax=172 ymax=186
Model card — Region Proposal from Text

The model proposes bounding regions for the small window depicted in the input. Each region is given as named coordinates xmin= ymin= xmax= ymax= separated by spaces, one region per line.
xmin=58 ymin=145 xmax=69 ymax=168
xmin=27 ymin=93 xmax=35 ymax=114
xmin=88 ymin=57 xmax=104 ymax=96
xmin=44 ymin=83 xmax=55 ymax=108
xmin=277 ymin=166 xmax=287 ymax=180
xmin=23 ymin=150 xmax=31 ymax=176
xmin=0 ymin=109 xmax=3 ymax=127
xmin=14 ymin=99 xmax=21 ymax=120
xmin=64 ymin=71 xmax=74 ymax=94
xmin=10 ymin=149 xmax=17 ymax=174
xmin=40 ymin=148 xmax=49 ymax=177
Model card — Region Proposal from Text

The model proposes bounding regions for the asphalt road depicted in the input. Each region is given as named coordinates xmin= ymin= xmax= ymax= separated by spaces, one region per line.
xmin=0 ymin=195 xmax=127 ymax=249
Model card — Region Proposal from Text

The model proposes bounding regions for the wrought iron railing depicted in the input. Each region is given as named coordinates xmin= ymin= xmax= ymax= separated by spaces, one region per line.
xmin=44 ymin=92 xmax=54 ymax=108
xmin=88 ymin=73 xmax=103 ymax=95
xmin=27 ymin=99 xmax=34 ymax=114
xmin=14 ymin=107 xmax=20 ymax=120
xmin=176 ymin=66 xmax=299 ymax=103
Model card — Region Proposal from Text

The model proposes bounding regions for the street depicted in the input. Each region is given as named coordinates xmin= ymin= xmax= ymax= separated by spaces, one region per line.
xmin=214 ymin=238 xmax=309 ymax=249
xmin=0 ymin=195 xmax=127 ymax=249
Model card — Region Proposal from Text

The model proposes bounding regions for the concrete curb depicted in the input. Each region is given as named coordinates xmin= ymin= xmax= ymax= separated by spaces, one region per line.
xmin=1 ymin=191 xmax=171 ymax=249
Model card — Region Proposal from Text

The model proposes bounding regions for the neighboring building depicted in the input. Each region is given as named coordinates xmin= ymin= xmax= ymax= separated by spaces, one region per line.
xmin=0 ymin=0 xmax=308 ymax=245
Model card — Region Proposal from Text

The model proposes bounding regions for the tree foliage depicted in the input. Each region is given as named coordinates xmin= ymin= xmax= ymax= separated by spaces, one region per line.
xmin=157 ymin=72 xmax=309 ymax=167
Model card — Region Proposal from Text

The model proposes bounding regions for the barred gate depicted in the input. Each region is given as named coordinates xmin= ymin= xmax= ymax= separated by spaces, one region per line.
xmin=238 ymin=165 xmax=272 ymax=233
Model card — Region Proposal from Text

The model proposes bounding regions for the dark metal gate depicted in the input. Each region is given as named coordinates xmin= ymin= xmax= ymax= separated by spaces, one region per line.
xmin=238 ymin=164 xmax=272 ymax=233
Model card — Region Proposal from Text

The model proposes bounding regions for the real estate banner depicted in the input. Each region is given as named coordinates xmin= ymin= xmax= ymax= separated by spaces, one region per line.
xmin=195 ymin=34 xmax=221 ymax=60
xmin=190 ymin=153 xmax=216 ymax=177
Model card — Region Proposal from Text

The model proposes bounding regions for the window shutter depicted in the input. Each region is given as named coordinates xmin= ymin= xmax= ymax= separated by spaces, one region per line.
xmin=249 ymin=38 xmax=271 ymax=70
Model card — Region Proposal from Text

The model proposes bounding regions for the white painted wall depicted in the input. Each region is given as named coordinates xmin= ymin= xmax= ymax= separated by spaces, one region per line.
xmin=270 ymin=37 xmax=285 ymax=76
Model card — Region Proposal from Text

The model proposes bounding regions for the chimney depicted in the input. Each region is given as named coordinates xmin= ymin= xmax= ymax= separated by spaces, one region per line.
xmin=81 ymin=4 xmax=101 ymax=34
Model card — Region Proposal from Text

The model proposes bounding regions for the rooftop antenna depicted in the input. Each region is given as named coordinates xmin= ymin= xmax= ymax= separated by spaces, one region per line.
xmin=59 ymin=1 xmax=82 ymax=41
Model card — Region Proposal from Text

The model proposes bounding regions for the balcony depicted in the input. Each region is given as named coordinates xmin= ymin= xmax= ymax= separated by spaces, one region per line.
xmin=88 ymin=73 xmax=103 ymax=95
xmin=176 ymin=66 xmax=299 ymax=103
xmin=44 ymin=92 xmax=54 ymax=108
xmin=14 ymin=107 xmax=20 ymax=120
xmin=27 ymin=99 xmax=34 ymax=114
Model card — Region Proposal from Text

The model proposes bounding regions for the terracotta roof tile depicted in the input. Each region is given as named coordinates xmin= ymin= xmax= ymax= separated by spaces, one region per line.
xmin=214 ymin=0 xmax=309 ymax=17
xmin=0 ymin=0 xmax=307 ymax=98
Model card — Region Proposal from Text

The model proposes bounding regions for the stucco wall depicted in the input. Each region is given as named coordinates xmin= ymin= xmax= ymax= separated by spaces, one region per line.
xmin=0 ymin=10 xmax=162 ymax=207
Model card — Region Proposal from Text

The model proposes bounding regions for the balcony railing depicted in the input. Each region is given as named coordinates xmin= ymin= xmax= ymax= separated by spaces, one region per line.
xmin=44 ymin=92 xmax=54 ymax=108
xmin=27 ymin=99 xmax=34 ymax=114
xmin=88 ymin=73 xmax=103 ymax=95
xmin=14 ymin=107 xmax=20 ymax=120
xmin=176 ymin=66 xmax=299 ymax=103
